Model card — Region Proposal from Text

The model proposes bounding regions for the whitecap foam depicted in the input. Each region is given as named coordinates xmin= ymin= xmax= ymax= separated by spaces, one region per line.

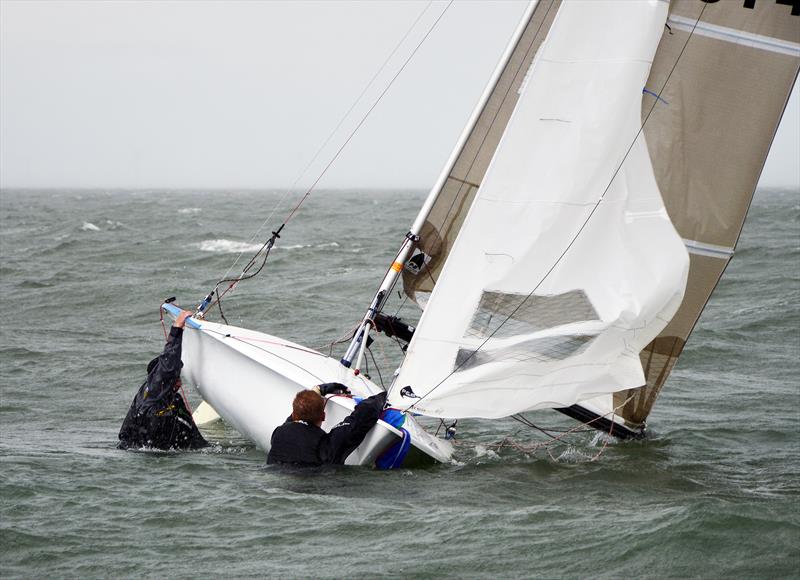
xmin=280 ymin=241 xmax=340 ymax=250
xmin=195 ymin=239 xmax=263 ymax=254
xmin=178 ymin=208 xmax=202 ymax=214
xmin=81 ymin=222 xmax=101 ymax=232
xmin=473 ymin=445 xmax=499 ymax=459
xmin=552 ymin=446 xmax=589 ymax=463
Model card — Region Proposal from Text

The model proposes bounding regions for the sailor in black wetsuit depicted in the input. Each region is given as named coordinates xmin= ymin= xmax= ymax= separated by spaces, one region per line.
xmin=267 ymin=384 xmax=386 ymax=466
xmin=118 ymin=310 xmax=208 ymax=450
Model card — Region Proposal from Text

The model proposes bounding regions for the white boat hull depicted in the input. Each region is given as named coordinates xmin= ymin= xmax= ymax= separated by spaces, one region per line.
xmin=164 ymin=304 xmax=452 ymax=466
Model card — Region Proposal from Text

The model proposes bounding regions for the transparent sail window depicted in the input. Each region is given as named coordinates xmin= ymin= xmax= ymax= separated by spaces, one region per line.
xmin=455 ymin=334 xmax=595 ymax=372
xmin=465 ymin=289 xmax=599 ymax=339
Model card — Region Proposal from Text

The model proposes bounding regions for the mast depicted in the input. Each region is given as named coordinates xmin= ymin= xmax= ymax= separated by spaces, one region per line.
xmin=340 ymin=0 xmax=541 ymax=370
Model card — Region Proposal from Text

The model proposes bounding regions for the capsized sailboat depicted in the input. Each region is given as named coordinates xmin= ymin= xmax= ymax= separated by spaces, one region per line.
xmin=161 ymin=304 xmax=452 ymax=465
xmin=166 ymin=0 xmax=799 ymax=465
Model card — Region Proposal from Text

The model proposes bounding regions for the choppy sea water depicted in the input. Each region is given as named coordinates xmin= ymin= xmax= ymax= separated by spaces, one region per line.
xmin=0 ymin=187 xmax=798 ymax=579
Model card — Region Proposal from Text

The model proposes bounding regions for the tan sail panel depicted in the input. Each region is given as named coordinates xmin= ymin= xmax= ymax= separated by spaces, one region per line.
xmin=617 ymin=0 xmax=800 ymax=427
xmin=402 ymin=0 xmax=561 ymax=304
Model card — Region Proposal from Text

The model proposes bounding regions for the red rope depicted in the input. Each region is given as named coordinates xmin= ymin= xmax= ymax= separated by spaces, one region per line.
xmin=159 ymin=306 xmax=168 ymax=341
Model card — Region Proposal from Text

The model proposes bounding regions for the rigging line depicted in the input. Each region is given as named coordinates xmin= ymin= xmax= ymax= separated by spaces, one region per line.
xmin=426 ymin=0 xmax=556 ymax=270
xmin=511 ymin=414 xmax=559 ymax=440
xmin=423 ymin=259 xmax=438 ymax=292
xmin=215 ymin=288 xmax=229 ymax=325
xmin=367 ymin=346 xmax=385 ymax=389
xmin=406 ymin=5 xmax=707 ymax=413
xmin=386 ymin=0 xmax=556 ymax=401
xmin=217 ymin=234 xmax=276 ymax=285
xmin=192 ymin=325 xmax=329 ymax=383
xmin=459 ymin=395 xmax=626 ymax=454
xmin=238 ymin=0 xmax=454 ymax=320
xmin=372 ymin=331 xmax=392 ymax=384
xmin=216 ymin=1 xmax=436 ymax=283
xmin=323 ymin=320 xmax=363 ymax=356
xmin=494 ymin=395 xmax=635 ymax=455
xmin=203 ymin=234 xmax=280 ymax=311
xmin=207 ymin=1 xmax=455 ymax=310
xmin=511 ymin=413 xmax=591 ymax=434
xmin=281 ymin=0 xmax=456 ymax=227
xmin=392 ymin=294 xmax=409 ymax=318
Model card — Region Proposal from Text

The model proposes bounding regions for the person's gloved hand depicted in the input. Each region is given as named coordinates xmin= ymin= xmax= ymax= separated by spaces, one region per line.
xmin=317 ymin=382 xmax=351 ymax=396
xmin=365 ymin=391 xmax=387 ymax=407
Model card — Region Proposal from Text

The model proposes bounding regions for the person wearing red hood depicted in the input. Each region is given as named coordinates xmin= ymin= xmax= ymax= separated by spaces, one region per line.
xmin=267 ymin=384 xmax=386 ymax=466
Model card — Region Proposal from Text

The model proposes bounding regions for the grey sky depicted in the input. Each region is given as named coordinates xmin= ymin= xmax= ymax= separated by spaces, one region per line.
xmin=1 ymin=0 xmax=798 ymax=190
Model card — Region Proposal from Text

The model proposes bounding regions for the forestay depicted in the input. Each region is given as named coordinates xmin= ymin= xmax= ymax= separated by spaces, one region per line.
xmin=389 ymin=1 xmax=689 ymax=419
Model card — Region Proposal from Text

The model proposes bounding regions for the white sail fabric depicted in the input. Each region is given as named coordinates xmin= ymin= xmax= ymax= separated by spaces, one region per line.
xmin=390 ymin=0 xmax=689 ymax=419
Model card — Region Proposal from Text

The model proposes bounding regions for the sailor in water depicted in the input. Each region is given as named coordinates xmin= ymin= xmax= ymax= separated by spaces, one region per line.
xmin=118 ymin=309 xmax=208 ymax=450
xmin=267 ymin=384 xmax=386 ymax=466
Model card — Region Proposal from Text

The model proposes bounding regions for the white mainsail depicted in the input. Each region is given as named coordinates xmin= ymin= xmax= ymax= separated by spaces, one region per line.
xmin=389 ymin=1 xmax=689 ymax=418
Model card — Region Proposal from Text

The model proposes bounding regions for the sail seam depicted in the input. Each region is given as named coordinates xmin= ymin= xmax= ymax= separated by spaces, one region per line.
xmin=448 ymin=175 xmax=482 ymax=189
xmin=540 ymin=58 xmax=655 ymax=64
xmin=667 ymin=15 xmax=800 ymax=57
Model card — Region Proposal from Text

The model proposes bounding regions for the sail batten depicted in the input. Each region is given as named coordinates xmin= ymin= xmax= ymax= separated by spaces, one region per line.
xmin=667 ymin=15 xmax=800 ymax=56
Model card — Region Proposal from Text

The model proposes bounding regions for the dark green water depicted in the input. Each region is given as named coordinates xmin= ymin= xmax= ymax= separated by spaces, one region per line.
xmin=1 ymin=188 xmax=798 ymax=578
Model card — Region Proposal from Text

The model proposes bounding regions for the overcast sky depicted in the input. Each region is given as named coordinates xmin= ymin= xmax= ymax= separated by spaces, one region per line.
xmin=1 ymin=0 xmax=798 ymax=190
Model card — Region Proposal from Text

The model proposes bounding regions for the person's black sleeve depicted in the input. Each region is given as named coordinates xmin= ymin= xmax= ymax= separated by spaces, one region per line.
xmin=143 ymin=326 xmax=184 ymax=405
xmin=319 ymin=392 xmax=387 ymax=464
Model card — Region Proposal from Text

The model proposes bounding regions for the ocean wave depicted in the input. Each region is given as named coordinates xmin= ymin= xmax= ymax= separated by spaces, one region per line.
xmin=81 ymin=222 xmax=101 ymax=232
xmin=178 ymin=208 xmax=202 ymax=214
xmin=281 ymin=242 xmax=340 ymax=250
xmin=195 ymin=239 xmax=264 ymax=254
xmin=193 ymin=239 xmax=340 ymax=254
xmin=104 ymin=219 xmax=127 ymax=230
